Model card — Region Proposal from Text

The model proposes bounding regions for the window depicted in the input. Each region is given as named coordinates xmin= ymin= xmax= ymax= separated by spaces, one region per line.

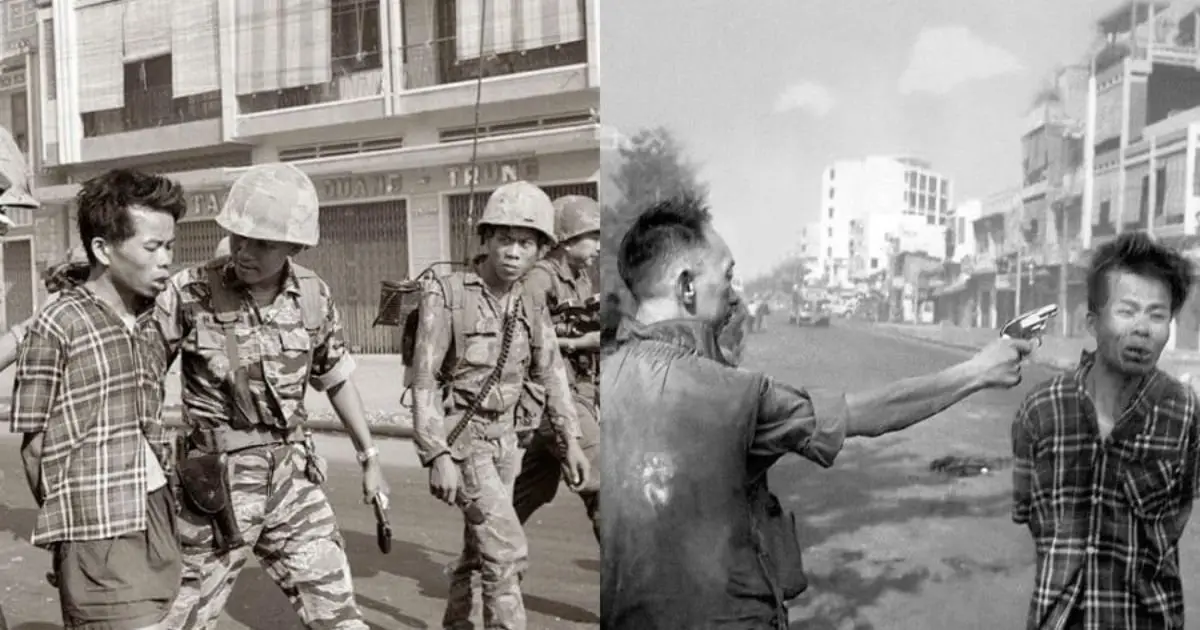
xmin=1155 ymin=166 xmax=1167 ymax=216
xmin=828 ymin=207 xmax=834 ymax=218
xmin=827 ymin=246 xmax=832 ymax=257
xmin=871 ymin=257 xmax=878 ymax=269
xmin=827 ymin=227 xmax=833 ymax=237
xmin=829 ymin=187 xmax=835 ymax=199
xmin=927 ymin=214 xmax=935 ymax=225
xmin=829 ymin=168 xmax=835 ymax=180
xmin=9 ymin=92 xmax=26 ymax=153
xmin=42 ymin=17 xmax=54 ymax=99
xmin=331 ymin=0 xmax=382 ymax=73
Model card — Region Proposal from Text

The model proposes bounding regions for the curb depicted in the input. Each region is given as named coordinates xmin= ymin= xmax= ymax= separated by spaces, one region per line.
xmin=867 ymin=326 xmax=1077 ymax=372
xmin=160 ymin=415 xmax=415 ymax=439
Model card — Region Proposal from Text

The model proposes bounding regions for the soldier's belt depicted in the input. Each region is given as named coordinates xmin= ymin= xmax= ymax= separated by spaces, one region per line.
xmin=188 ymin=424 xmax=305 ymax=455
xmin=449 ymin=409 xmax=511 ymax=440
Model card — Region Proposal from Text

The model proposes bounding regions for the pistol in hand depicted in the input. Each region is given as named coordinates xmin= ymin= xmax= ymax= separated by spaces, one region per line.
xmin=1000 ymin=304 xmax=1059 ymax=348
xmin=372 ymin=494 xmax=392 ymax=554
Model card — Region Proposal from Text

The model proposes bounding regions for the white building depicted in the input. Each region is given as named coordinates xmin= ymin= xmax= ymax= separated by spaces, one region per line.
xmin=950 ymin=198 xmax=982 ymax=265
xmin=818 ymin=155 xmax=953 ymax=285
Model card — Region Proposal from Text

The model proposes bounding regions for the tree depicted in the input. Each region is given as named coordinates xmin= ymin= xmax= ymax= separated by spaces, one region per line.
xmin=599 ymin=126 xmax=710 ymax=327
xmin=745 ymin=256 xmax=810 ymax=297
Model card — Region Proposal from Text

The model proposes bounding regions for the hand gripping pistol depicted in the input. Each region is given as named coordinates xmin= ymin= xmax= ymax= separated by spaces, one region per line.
xmin=1000 ymin=304 xmax=1059 ymax=347
xmin=372 ymin=493 xmax=392 ymax=554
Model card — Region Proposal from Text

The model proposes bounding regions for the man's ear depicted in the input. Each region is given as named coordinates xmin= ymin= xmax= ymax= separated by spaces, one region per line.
xmin=677 ymin=269 xmax=697 ymax=313
xmin=90 ymin=237 xmax=112 ymax=267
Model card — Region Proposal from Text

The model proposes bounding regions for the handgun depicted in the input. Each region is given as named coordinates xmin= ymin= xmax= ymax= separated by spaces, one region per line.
xmin=1000 ymin=304 xmax=1059 ymax=346
xmin=372 ymin=494 xmax=392 ymax=554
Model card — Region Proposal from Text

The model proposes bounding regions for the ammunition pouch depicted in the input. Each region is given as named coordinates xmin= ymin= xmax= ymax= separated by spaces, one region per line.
xmin=177 ymin=453 xmax=244 ymax=555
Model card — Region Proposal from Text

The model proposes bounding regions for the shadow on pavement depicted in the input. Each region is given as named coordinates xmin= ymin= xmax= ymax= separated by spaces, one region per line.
xmin=338 ymin=528 xmax=599 ymax=625
xmin=11 ymin=624 xmax=60 ymax=630
xmin=0 ymin=503 xmax=37 ymax=543
xmin=776 ymin=445 xmax=1014 ymax=629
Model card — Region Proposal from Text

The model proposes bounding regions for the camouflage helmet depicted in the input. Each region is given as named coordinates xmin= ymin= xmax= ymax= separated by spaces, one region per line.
xmin=214 ymin=235 xmax=231 ymax=258
xmin=476 ymin=181 xmax=556 ymax=245
xmin=552 ymin=195 xmax=600 ymax=243
xmin=215 ymin=163 xmax=319 ymax=247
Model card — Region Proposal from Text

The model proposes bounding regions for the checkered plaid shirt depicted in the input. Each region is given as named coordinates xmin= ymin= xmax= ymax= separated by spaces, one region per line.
xmin=1012 ymin=351 xmax=1200 ymax=630
xmin=10 ymin=286 xmax=171 ymax=548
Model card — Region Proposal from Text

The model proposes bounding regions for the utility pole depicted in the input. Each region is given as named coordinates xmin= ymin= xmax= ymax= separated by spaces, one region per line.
xmin=1014 ymin=243 xmax=1023 ymax=317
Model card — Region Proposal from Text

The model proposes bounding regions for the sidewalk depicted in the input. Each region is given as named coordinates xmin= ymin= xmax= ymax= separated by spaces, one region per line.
xmin=868 ymin=322 xmax=1200 ymax=380
xmin=0 ymin=354 xmax=414 ymax=428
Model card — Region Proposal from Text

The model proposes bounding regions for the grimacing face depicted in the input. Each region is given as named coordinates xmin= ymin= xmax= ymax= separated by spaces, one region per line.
xmin=228 ymin=234 xmax=300 ymax=286
xmin=91 ymin=205 xmax=176 ymax=298
xmin=483 ymin=226 xmax=543 ymax=284
xmin=1088 ymin=268 xmax=1173 ymax=377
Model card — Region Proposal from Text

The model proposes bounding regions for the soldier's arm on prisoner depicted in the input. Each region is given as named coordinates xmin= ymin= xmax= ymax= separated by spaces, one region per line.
xmin=147 ymin=275 xmax=193 ymax=368
xmin=309 ymin=287 xmax=376 ymax=455
xmin=1011 ymin=395 xmax=1038 ymax=526
xmin=529 ymin=300 xmax=581 ymax=451
xmin=411 ymin=280 xmax=453 ymax=466
xmin=10 ymin=314 xmax=67 ymax=507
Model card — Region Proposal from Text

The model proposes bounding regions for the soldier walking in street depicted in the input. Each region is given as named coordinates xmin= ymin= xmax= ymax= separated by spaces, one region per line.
xmin=409 ymin=180 xmax=589 ymax=630
xmin=145 ymin=163 xmax=388 ymax=629
xmin=512 ymin=194 xmax=602 ymax=544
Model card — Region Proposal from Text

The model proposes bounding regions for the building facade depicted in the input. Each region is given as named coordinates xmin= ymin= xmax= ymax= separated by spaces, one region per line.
xmin=23 ymin=0 xmax=600 ymax=353
xmin=818 ymin=156 xmax=953 ymax=286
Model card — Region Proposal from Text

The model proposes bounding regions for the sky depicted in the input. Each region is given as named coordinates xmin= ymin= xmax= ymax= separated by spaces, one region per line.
xmin=600 ymin=0 xmax=1116 ymax=279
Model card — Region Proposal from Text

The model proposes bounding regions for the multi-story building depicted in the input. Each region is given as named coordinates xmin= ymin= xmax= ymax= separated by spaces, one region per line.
xmin=795 ymin=221 xmax=819 ymax=263
xmin=1081 ymin=0 xmax=1200 ymax=348
xmin=818 ymin=156 xmax=952 ymax=286
xmin=0 ymin=0 xmax=40 ymax=331
xmin=25 ymin=0 xmax=600 ymax=352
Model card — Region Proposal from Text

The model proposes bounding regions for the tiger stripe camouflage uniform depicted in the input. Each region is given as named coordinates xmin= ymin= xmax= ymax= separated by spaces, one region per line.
xmin=149 ymin=164 xmax=369 ymax=630
xmin=512 ymin=198 xmax=601 ymax=543
xmin=412 ymin=181 xmax=582 ymax=630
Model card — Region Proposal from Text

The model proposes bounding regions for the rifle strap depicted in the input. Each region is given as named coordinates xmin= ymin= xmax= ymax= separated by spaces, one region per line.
xmin=443 ymin=287 xmax=518 ymax=449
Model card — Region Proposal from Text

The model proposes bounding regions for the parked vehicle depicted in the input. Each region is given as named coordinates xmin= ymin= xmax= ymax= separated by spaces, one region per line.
xmin=789 ymin=299 xmax=831 ymax=327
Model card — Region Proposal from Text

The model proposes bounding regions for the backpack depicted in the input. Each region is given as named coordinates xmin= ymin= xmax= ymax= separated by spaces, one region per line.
xmin=400 ymin=272 xmax=479 ymax=381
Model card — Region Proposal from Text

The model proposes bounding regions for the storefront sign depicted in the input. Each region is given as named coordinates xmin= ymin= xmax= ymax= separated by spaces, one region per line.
xmin=314 ymin=173 xmax=403 ymax=203
xmin=447 ymin=158 xmax=539 ymax=189
xmin=188 ymin=190 xmax=228 ymax=219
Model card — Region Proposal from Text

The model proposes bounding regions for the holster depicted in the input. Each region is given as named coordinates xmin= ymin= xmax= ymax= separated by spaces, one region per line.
xmin=177 ymin=453 xmax=244 ymax=554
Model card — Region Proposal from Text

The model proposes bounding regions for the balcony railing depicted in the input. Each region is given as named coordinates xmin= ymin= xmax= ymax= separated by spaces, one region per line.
xmin=81 ymin=85 xmax=221 ymax=138
xmin=402 ymin=34 xmax=588 ymax=90
xmin=237 ymin=53 xmax=385 ymax=114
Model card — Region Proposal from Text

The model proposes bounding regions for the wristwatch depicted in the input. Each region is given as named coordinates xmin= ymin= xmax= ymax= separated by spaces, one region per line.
xmin=357 ymin=446 xmax=379 ymax=465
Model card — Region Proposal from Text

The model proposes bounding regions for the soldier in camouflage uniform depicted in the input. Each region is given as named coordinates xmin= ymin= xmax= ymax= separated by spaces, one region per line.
xmin=411 ymin=180 xmax=589 ymax=630
xmin=512 ymin=195 xmax=602 ymax=543
xmin=146 ymin=163 xmax=387 ymax=629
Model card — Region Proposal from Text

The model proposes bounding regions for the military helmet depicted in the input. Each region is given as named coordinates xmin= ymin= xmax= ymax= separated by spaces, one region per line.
xmin=552 ymin=195 xmax=600 ymax=243
xmin=476 ymin=181 xmax=556 ymax=245
xmin=215 ymin=163 xmax=319 ymax=247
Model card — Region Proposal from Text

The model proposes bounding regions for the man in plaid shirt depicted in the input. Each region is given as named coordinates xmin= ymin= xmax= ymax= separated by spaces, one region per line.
xmin=1012 ymin=231 xmax=1200 ymax=630
xmin=10 ymin=169 xmax=187 ymax=630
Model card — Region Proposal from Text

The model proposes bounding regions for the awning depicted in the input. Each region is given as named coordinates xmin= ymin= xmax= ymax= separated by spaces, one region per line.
xmin=933 ymin=276 xmax=971 ymax=297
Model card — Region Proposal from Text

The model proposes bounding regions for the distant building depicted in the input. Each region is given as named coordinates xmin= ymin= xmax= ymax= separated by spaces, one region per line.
xmin=818 ymin=156 xmax=953 ymax=286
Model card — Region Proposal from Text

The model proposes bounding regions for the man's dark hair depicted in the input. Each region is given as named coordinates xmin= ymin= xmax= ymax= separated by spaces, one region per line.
xmin=1086 ymin=231 xmax=1194 ymax=315
xmin=77 ymin=169 xmax=187 ymax=265
xmin=617 ymin=195 xmax=712 ymax=298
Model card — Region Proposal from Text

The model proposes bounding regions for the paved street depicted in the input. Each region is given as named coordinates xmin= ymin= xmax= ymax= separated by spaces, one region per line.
xmin=746 ymin=317 xmax=1200 ymax=630
xmin=0 ymin=434 xmax=599 ymax=629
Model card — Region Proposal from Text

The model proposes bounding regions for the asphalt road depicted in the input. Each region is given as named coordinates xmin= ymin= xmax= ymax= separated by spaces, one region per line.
xmin=0 ymin=435 xmax=599 ymax=629
xmin=752 ymin=317 xmax=1200 ymax=630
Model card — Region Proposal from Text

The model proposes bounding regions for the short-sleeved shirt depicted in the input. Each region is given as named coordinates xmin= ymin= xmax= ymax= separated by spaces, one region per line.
xmin=10 ymin=286 xmax=172 ymax=547
xmin=1012 ymin=351 xmax=1200 ymax=630
xmin=146 ymin=260 xmax=355 ymax=431
xmin=601 ymin=316 xmax=849 ymax=627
